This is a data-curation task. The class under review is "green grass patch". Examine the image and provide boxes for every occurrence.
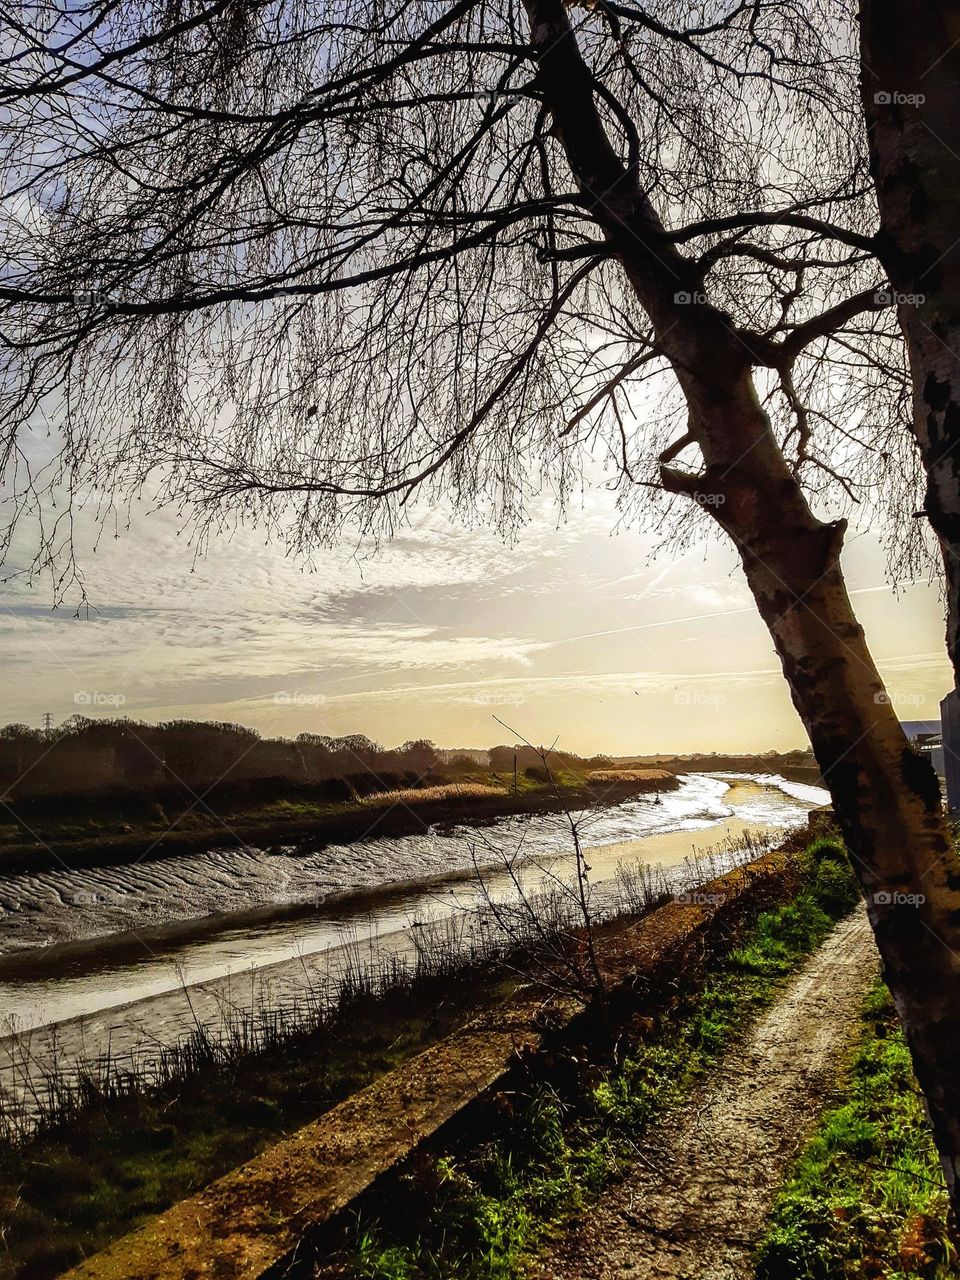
[334,847,859,1280]
[754,979,955,1279]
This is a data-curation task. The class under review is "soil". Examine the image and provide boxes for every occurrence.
[537,906,879,1280]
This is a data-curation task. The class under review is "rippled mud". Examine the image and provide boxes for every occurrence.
[0,773,824,957]
[0,773,827,1125]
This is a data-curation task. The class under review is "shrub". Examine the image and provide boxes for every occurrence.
[806,836,847,865]
[319,775,355,802]
[811,857,860,917]
[762,896,832,951]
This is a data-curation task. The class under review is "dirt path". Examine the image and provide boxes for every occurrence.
[539,906,879,1280]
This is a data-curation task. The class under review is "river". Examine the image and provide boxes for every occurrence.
[0,772,827,1125]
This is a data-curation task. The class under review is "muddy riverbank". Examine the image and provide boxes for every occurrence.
[0,774,676,875]
[0,785,827,1131]
[0,774,823,956]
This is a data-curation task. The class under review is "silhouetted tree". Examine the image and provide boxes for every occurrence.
[2,0,959,1205]
[398,738,440,775]
[859,4,960,693]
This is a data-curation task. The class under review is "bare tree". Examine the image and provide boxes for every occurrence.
[2,0,960,1207]
[858,3,960,688]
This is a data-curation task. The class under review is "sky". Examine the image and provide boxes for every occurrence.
[0,482,951,757]
[0,0,949,760]
[0,16,946,760]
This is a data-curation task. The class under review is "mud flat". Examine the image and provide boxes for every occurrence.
[0,774,820,957]
[0,774,827,1125]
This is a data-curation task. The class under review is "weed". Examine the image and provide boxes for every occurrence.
[805,835,848,865]
[755,980,954,1280]
[0,974,508,1280]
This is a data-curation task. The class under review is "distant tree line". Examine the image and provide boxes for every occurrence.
[0,719,625,803]
[486,744,614,780]
[0,718,445,801]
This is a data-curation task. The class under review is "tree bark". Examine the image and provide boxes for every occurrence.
[666,434,960,1214]
[860,1,960,688]
[526,0,960,1213]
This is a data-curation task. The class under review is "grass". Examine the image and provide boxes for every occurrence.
[754,978,955,1280]
[360,782,508,806]
[323,840,858,1280]
[0,971,513,1280]
[585,768,669,785]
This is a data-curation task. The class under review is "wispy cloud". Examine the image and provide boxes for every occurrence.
[1,489,950,753]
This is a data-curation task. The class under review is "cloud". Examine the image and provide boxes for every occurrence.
[1,476,951,753]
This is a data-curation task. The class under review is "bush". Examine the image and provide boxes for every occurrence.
[806,836,848,865]
[345,771,411,797]
[319,775,355,802]
[793,836,859,920]
[811,857,860,917]
[762,896,832,952]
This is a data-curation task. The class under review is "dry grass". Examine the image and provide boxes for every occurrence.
[361,782,508,806]
[586,768,671,785]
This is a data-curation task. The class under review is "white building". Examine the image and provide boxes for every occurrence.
[902,719,944,778]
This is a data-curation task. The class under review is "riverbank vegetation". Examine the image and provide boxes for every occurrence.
[0,967,506,1280]
[755,979,954,1279]
[0,718,629,807]
[0,852,679,1279]
[308,837,861,1280]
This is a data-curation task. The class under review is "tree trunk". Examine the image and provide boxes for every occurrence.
[860,1,960,688]
[663,408,960,1212]
[526,0,960,1214]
